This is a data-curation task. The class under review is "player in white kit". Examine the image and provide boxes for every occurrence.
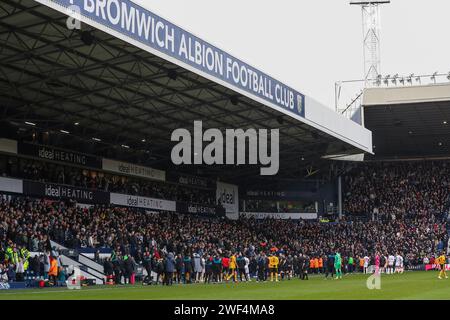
[395,253,404,274]
[363,255,370,274]
[387,254,395,274]
[244,256,251,281]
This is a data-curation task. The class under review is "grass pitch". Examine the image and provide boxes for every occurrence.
[0,271,449,300]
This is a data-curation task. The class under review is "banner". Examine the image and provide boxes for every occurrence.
[0,283,10,290]
[102,159,165,181]
[167,172,214,189]
[176,202,217,216]
[0,177,23,194]
[23,181,109,204]
[240,212,318,220]
[38,0,306,119]
[0,282,26,290]
[216,182,239,214]
[18,143,102,168]
[407,265,426,271]
[243,189,316,200]
[425,264,450,271]
[110,193,176,211]
[0,138,18,154]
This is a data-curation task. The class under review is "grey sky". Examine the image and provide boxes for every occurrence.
[133,0,450,109]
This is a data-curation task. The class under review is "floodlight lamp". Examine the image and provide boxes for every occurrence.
[431,72,438,83]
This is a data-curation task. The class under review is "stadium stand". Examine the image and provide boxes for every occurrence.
[0,0,449,295]
[343,160,450,219]
[0,159,448,285]
[0,153,216,205]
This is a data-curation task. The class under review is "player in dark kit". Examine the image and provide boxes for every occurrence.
[257,252,267,282]
[297,254,305,280]
[212,255,222,283]
[279,254,286,280]
[237,253,247,281]
[379,254,387,274]
[301,254,309,280]
[204,255,213,284]
[293,255,300,278]
[325,252,335,279]
[285,255,294,280]
[175,254,184,284]
[183,255,193,284]
[302,254,309,280]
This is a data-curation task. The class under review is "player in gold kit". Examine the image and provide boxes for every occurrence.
[268,253,280,282]
[437,252,448,280]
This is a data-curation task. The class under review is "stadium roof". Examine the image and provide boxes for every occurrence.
[0,0,372,185]
[363,83,450,159]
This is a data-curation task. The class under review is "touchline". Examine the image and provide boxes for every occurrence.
[171,121,279,176]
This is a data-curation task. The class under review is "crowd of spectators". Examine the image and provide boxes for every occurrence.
[0,192,447,283]
[343,161,450,219]
[0,154,215,205]
[0,160,449,284]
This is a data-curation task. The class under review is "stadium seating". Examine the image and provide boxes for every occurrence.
[0,154,215,205]
[0,160,448,285]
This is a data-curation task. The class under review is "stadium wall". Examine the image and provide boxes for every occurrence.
[240,212,318,220]
[0,137,339,217]
[0,177,220,216]
[363,83,450,106]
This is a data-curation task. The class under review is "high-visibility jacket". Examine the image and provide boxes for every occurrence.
[318,258,323,268]
[48,258,58,277]
[314,258,319,268]
[5,247,13,261]
[20,248,30,271]
[8,251,19,265]
[20,248,30,259]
